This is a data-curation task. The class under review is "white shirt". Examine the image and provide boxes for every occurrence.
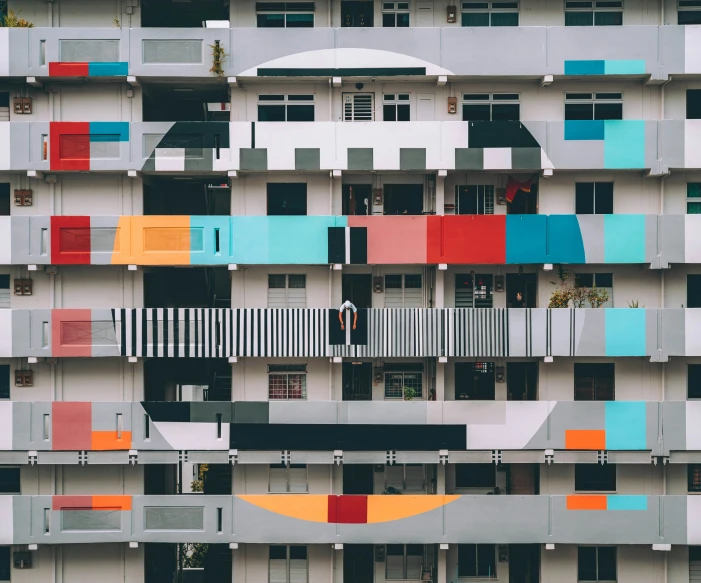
[338,300,357,313]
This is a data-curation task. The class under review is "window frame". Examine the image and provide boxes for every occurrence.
[565,92,623,121]
[382,93,411,122]
[565,1,623,26]
[384,364,424,400]
[574,464,617,493]
[457,543,498,578]
[574,362,615,401]
[385,463,427,492]
[256,2,315,28]
[678,0,701,24]
[688,183,701,214]
[577,546,617,582]
[462,92,520,121]
[269,545,308,583]
[688,364,701,399]
[573,272,613,308]
[268,364,308,400]
[575,182,614,215]
[343,92,375,122]
[258,94,315,122]
[456,184,495,215]
[0,546,8,583]
[461,1,519,26]
[267,274,307,308]
[0,466,20,494]
[455,463,496,489]
[385,544,425,580]
[689,463,701,493]
[688,274,701,308]
[384,274,423,308]
[268,463,308,494]
[382,1,411,27]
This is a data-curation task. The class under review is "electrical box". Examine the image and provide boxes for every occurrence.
[15,370,34,387]
[374,545,386,562]
[14,189,32,206]
[447,5,457,23]
[494,275,504,292]
[372,188,383,206]
[13,97,32,115]
[496,187,506,205]
[13,551,32,569]
[448,96,457,114]
[373,276,384,293]
[496,366,505,383]
[373,367,383,384]
[14,279,32,295]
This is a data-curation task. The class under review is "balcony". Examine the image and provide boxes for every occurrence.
[2,26,701,81]
[1,494,696,545]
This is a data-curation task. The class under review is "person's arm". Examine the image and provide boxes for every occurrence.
[338,310,344,330]
[353,311,358,330]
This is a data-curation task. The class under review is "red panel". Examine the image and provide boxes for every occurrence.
[52,309,93,357]
[348,216,427,264]
[51,216,91,264]
[52,495,93,510]
[50,122,90,171]
[333,495,368,524]
[327,495,337,523]
[48,62,89,77]
[52,402,92,451]
[426,215,506,264]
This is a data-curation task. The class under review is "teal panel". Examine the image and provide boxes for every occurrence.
[603,120,645,168]
[231,217,269,264]
[564,60,605,75]
[268,216,340,264]
[546,216,586,263]
[190,216,231,264]
[605,401,647,450]
[505,215,546,263]
[604,60,646,75]
[603,214,645,263]
[605,309,646,357]
[606,495,647,510]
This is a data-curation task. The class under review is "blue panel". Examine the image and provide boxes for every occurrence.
[605,309,646,357]
[231,217,269,264]
[603,120,645,168]
[268,216,340,264]
[605,401,647,450]
[606,495,647,511]
[505,215,546,263]
[546,215,586,263]
[564,120,605,141]
[89,122,129,142]
[604,60,646,75]
[190,216,232,264]
[564,60,605,75]
[88,62,128,76]
[603,214,645,263]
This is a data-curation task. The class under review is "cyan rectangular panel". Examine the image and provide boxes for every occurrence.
[564,60,605,75]
[604,214,645,263]
[605,309,646,357]
[604,120,645,168]
[547,215,586,263]
[505,215,546,263]
[604,60,646,75]
[89,122,129,142]
[606,495,648,511]
[268,216,339,264]
[231,217,269,264]
[190,216,231,264]
[605,401,647,450]
[88,62,128,76]
[564,120,605,141]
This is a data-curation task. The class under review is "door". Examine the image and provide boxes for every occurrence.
[506,273,536,308]
[344,545,375,583]
[416,1,434,26]
[455,273,494,308]
[507,362,538,401]
[417,94,435,121]
[508,544,540,583]
[343,184,372,215]
[343,362,373,401]
[341,1,374,27]
[342,274,372,309]
[343,464,374,494]
[508,464,537,495]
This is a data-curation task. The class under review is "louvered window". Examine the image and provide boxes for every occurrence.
[690,546,701,582]
[0,275,9,309]
[343,93,374,121]
[455,273,493,308]
[385,274,423,308]
[385,464,426,492]
[0,93,8,122]
[386,545,424,580]
[268,365,307,400]
[268,274,306,308]
[269,464,308,493]
[269,546,308,583]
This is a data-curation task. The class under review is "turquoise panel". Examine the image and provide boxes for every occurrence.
[546,215,586,263]
[564,60,605,75]
[89,122,129,142]
[603,214,645,263]
[564,120,604,141]
[231,217,269,264]
[190,216,231,264]
[605,401,647,450]
[606,495,647,511]
[88,62,128,76]
[604,60,646,75]
[605,309,646,357]
[603,120,645,168]
[505,215,546,263]
[268,216,340,264]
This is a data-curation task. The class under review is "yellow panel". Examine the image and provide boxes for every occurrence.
[129,216,191,265]
[110,216,131,264]
[238,495,329,523]
[366,495,460,524]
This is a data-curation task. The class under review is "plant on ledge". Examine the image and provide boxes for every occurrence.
[548,265,609,308]
[1,10,34,27]
[209,41,226,81]
[627,299,645,308]
[403,386,416,401]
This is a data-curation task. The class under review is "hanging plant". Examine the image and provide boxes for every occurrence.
[1,10,34,27]
[209,41,226,81]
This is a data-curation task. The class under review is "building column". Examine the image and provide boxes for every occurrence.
[435,174,445,215]
[435,360,445,402]
[434,268,445,308]
[333,547,344,583]
[436,462,446,494]
[437,546,447,583]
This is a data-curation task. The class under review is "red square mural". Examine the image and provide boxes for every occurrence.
[327,495,368,524]
[50,122,90,171]
[52,402,92,451]
[48,63,90,77]
[427,215,506,264]
[51,216,91,264]
[52,309,93,357]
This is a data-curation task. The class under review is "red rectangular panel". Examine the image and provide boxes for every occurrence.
[427,215,506,264]
[52,402,92,451]
[52,495,93,510]
[50,122,90,171]
[333,495,368,524]
[51,216,91,264]
[49,62,89,77]
[52,309,93,357]
[348,216,427,264]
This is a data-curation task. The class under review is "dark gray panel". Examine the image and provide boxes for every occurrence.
[511,147,541,170]
[347,148,373,171]
[455,148,483,170]
[240,149,267,171]
[233,401,269,424]
[144,506,204,531]
[295,148,321,171]
[399,148,426,171]
[189,402,233,423]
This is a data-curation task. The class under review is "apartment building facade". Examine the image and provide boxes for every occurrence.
[2,0,701,582]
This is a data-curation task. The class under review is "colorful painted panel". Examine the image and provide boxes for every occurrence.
[563,120,645,169]
[49,122,130,171]
[566,495,648,510]
[427,215,506,264]
[564,60,646,75]
[48,62,128,77]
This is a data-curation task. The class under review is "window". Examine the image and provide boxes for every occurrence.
[688,183,701,214]
[575,464,616,492]
[455,464,496,488]
[689,464,701,493]
[575,183,613,215]
[455,274,494,308]
[386,545,424,580]
[689,275,701,308]
[383,94,410,121]
[578,546,616,582]
[689,364,701,399]
[458,544,497,578]
[679,0,701,24]
[269,545,307,583]
[268,365,307,400]
[343,93,374,122]
[461,1,519,26]
[384,364,423,400]
[462,93,520,121]
[0,547,8,583]
[384,184,424,215]
[691,546,701,580]
[256,2,314,27]
[0,184,9,216]
[0,366,7,400]
[0,276,8,309]
[385,464,426,492]
[268,274,306,308]
[574,363,614,401]
[457,185,494,215]
[574,273,613,307]
[269,464,308,493]
[565,1,622,26]
[0,467,19,493]
[455,362,495,400]
[0,93,8,122]
[258,95,315,122]
[384,274,423,308]
[382,2,410,26]
[565,93,623,121]
[267,183,307,216]
[689,90,701,120]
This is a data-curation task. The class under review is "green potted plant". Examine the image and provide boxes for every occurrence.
[403,386,416,401]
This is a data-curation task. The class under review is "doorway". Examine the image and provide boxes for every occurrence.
[343,464,374,494]
[507,180,538,215]
[508,544,540,583]
[507,362,538,401]
[455,273,494,308]
[344,545,375,583]
[342,274,372,309]
[343,362,373,401]
[507,464,539,495]
[506,273,536,308]
[343,184,372,215]
[384,184,424,215]
[341,1,374,26]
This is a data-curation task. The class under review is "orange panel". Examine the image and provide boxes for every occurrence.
[366,495,460,524]
[91,430,132,451]
[110,216,131,264]
[238,495,329,523]
[565,429,606,450]
[91,495,132,511]
[566,495,607,510]
[348,216,427,264]
[128,216,191,265]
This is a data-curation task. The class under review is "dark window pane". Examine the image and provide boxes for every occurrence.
[269,545,287,559]
[457,185,479,215]
[286,13,314,26]
[689,364,701,399]
[463,104,491,121]
[597,547,617,580]
[382,13,396,26]
[0,364,7,401]
[595,273,613,288]
[458,544,477,577]
[574,363,614,401]
[455,464,495,488]
[577,547,598,581]
[267,183,307,216]
[575,273,594,287]
[404,275,422,289]
[462,12,490,26]
[689,464,701,492]
[688,274,701,308]
[688,89,701,120]
[595,182,614,214]
[257,13,285,27]
[692,546,701,561]
[0,547,8,582]
[0,93,7,108]
[594,102,623,120]
[256,2,286,11]
[397,13,410,26]
[0,183,9,216]
[565,11,593,25]
[575,183,595,214]
[492,103,520,121]
[0,467,19,493]
[387,544,404,556]
[565,103,594,120]
[287,104,314,122]
[679,11,701,24]
[594,10,622,25]
[289,546,307,560]
[258,104,286,122]
[384,104,397,122]
[397,104,410,121]
[491,12,518,26]
[385,275,402,289]
[476,544,496,577]
[574,464,616,491]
